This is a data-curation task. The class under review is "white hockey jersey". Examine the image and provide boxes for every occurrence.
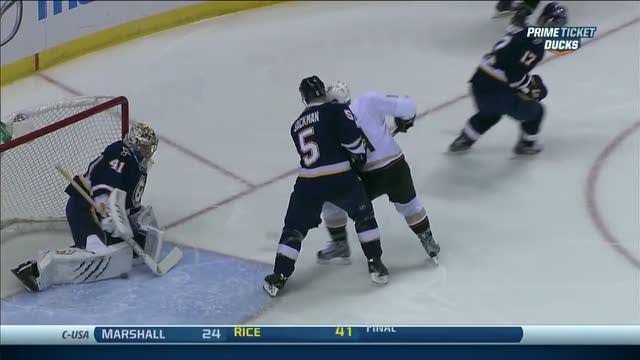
[349,92,417,172]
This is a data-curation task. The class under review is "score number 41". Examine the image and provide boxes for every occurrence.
[335,326,352,337]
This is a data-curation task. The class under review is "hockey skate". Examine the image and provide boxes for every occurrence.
[448,132,475,153]
[418,231,441,265]
[11,261,40,292]
[493,0,517,18]
[263,273,288,297]
[513,138,543,155]
[316,240,351,265]
[367,257,389,285]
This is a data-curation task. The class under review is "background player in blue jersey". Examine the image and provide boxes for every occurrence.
[449,2,567,155]
[11,123,162,292]
[264,76,388,297]
[495,0,541,26]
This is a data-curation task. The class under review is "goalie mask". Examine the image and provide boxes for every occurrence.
[125,122,158,169]
[326,81,351,105]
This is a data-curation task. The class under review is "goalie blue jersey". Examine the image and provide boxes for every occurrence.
[472,27,545,90]
[65,140,147,211]
[290,101,365,178]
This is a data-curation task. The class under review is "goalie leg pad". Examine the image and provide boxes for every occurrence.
[129,205,163,261]
[129,205,159,232]
[142,226,163,262]
[35,242,133,291]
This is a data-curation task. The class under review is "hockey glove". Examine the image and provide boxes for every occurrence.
[101,214,135,240]
[349,152,367,172]
[519,74,547,101]
[394,114,416,133]
[100,216,116,235]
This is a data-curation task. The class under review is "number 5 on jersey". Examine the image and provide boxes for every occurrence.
[298,127,320,166]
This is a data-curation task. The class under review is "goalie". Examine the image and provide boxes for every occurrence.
[10,123,164,292]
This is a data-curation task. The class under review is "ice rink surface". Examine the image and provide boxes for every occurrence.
[1,1,639,325]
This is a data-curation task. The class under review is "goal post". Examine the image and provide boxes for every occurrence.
[1,96,130,240]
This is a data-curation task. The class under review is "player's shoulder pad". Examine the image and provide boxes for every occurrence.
[509,28,533,44]
[323,101,349,114]
[324,101,349,110]
[357,91,385,102]
[103,140,134,160]
[325,102,356,122]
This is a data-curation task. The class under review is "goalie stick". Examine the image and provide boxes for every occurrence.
[55,164,182,276]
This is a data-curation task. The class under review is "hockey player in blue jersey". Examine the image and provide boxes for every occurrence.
[495,0,541,25]
[449,2,568,155]
[263,76,387,297]
[11,123,162,292]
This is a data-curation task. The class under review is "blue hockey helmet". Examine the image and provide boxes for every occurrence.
[537,2,568,27]
[299,75,326,104]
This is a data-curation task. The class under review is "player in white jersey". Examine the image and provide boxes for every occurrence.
[317,82,440,266]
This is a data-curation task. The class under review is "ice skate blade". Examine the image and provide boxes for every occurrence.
[317,257,351,265]
[263,282,279,297]
[371,273,389,285]
[492,10,514,18]
[429,256,439,266]
[446,148,471,155]
[510,152,541,160]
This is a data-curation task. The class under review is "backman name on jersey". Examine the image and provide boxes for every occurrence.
[293,111,320,132]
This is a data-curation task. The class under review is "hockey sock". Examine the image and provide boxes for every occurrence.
[520,117,543,138]
[274,229,304,277]
[410,217,432,238]
[327,226,348,242]
[468,113,501,136]
[393,198,432,237]
[360,239,383,260]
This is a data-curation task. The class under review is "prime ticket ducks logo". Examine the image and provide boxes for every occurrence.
[527,26,597,56]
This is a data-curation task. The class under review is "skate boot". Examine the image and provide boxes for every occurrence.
[367,257,389,285]
[510,2,534,28]
[418,230,440,264]
[448,132,475,153]
[495,0,515,15]
[263,273,288,297]
[494,0,518,18]
[317,240,351,265]
[513,138,543,155]
[11,261,40,292]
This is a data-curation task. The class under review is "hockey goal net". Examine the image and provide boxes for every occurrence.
[0,96,129,240]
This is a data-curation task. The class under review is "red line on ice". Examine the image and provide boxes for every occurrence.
[35,73,255,188]
[585,121,640,270]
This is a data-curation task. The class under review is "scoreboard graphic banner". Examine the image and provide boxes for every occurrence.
[2,325,639,345]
